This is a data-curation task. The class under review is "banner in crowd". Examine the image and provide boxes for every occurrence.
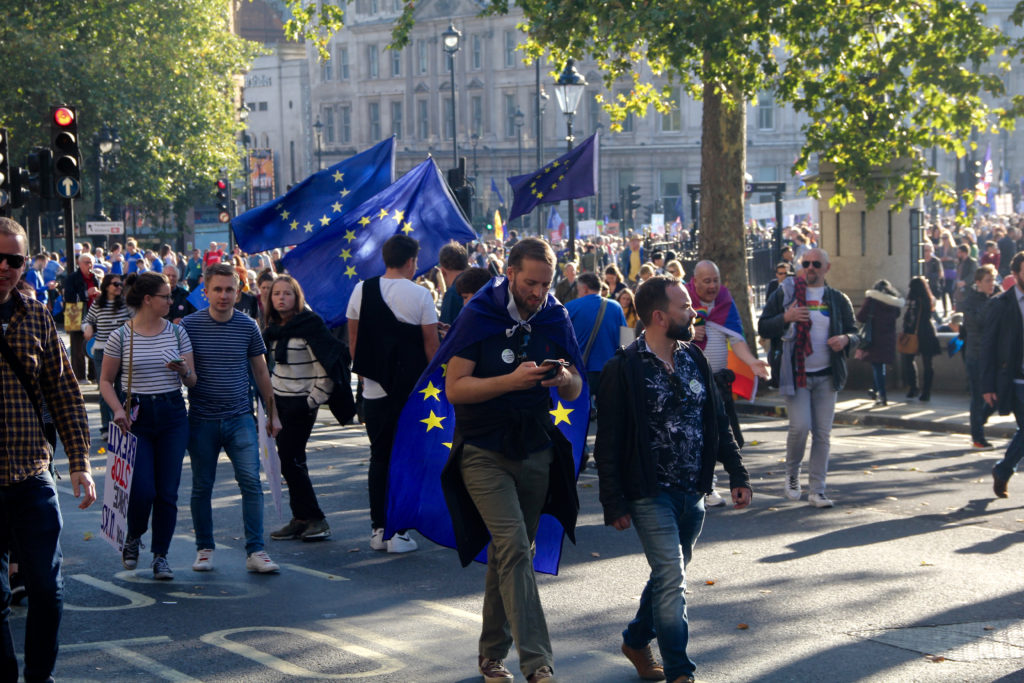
[257,400,283,520]
[100,425,138,552]
[507,133,598,221]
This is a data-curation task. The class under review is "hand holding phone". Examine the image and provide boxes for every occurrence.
[540,358,569,381]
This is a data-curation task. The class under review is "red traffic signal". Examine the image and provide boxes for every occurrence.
[216,179,227,191]
[53,107,75,127]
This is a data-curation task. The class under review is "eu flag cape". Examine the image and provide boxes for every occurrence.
[385,277,590,575]
[231,138,395,254]
[281,157,478,327]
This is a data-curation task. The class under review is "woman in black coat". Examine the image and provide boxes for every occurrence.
[856,280,905,405]
[901,276,941,401]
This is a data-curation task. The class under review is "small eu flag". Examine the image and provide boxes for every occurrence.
[186,283,209,311]
[490,177,506,207]
[506,133,598,222]
[282,157,479,327]
[231,138,395,254]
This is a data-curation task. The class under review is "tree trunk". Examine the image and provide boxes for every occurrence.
[699,78,756,348]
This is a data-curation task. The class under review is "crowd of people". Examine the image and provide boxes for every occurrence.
[3,209,1024,683]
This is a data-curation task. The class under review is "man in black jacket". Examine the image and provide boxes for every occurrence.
[982,251,1024,497]
[595,275,751,683]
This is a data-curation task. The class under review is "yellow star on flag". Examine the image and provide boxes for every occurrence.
[333,170,345,182]
[441,363,448,377]
[536,192,544,200]
[280,209,290,220]
[332,202,343,213]
[419,381,442,401]
[359,216,371,227]
[339,248,351,259]
[344,265,357,278]
[340,188,351,197]
[551,183,558,189]
[552,161,560,167]
[303,222,314,232]
[549,401,573,426]
[377,208,390,220]
[289,220,299,231]
[401,222,414,235]
[559,174,565,181]
[420,410,445,432]
[319,214,330,227]
[392,209,405,222]
[442,442,453,449]
[344,230,357,242]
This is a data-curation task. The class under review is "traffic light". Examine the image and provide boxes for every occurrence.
[0,129,9,211]
[576,205,585,218]
[627,184,641,211]
[9,167,29,209]
[609,202,619,220]
[50,106,81,199]
[27,147,53,199]
[216,178,231,223]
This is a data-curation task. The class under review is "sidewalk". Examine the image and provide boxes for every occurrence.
[739,385,1017,440]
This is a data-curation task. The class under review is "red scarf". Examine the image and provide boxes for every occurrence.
[793,276,812,388]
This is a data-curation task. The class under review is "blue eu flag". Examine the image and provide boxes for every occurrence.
[490,177,506,207]
[186,283,209,311]
[231,138,395,254]
[282,157,479,327]
[507,133,598,222]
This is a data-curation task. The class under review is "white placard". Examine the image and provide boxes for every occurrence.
[257,400,283,520]
[577,219,597,236]
[85,221,125,236]
[100,424,137,552]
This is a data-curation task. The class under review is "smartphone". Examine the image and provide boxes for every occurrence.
[170,357,184,364]
[540,359,569,381]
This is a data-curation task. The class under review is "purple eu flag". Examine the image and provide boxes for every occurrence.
[506,133,599,222]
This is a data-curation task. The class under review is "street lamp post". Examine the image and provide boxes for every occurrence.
[313,117,324,171]
[442,22,462,169]
[553,59,587,261]
[535,69,548,236]
[237,103,252,212]
[91,124,121,222]
[514,107,525,230]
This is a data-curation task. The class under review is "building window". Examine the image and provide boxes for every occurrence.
[471,34,482,70]
[258,102,268,112]
[391,101,403,140]
[340,105,351,143]
[391,48,401,77]
[370,0,378,12]
[417,99,429,139]
[504,31,517,67]
[392,0,400,10]
[321,58,332,81]
[471,95,483,136]
[443,98,453,140]
[338,46,349,80]
[369,102,381,140]
[417,40,427,74]
[504,94,517,138]
[616,89,633,132]
[661,87,681,132]
[368,45,379,79]
[325,108,335,143]
[757,92,774,130]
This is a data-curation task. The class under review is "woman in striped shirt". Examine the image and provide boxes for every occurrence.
[83,272,132,434]
[100,272,197,580]
[262,275,334,542]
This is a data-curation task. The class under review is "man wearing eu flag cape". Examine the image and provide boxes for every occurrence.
[388,238,585,683]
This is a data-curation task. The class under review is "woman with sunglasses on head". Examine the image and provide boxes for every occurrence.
[83,273,133,435]
[100,272,197,580]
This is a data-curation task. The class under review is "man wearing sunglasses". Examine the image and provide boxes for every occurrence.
[758,248,859,508]
[0,218,96,682]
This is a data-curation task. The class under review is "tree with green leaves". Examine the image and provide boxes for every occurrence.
[0,0,258,233]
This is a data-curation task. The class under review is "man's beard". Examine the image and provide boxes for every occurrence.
[667,319,694,341]
[511,286,541,316]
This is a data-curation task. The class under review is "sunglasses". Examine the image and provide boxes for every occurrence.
[801,260,823,269]
[111,282,123,287]
[0,253,26,268]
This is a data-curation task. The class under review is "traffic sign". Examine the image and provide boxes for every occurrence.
[56,176,80,198]
[85,221,125,236]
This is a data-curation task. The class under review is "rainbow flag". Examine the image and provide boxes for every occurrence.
[494,209,504,242]
[687,282,758,400]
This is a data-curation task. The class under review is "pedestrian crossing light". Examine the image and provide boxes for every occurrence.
[216,178,231,223]
[50,105,81,198]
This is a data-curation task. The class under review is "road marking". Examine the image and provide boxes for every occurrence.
[279,563,349,581]
[324,619,472,668]
[101,645,203,682]
[61,636,172,651]
[201,626,402,678]
[64,574,155,611]
[412,599,482,623]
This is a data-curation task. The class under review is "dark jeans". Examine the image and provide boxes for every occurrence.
[274,395,325,521]
[871,362,887,400]
[966,356,994,443]
[902,352,933,397]
[363,396,403,530]
[128,392,189,556]
[994,384,1024,480]
[0,471,64,682]
[69,330,87,381]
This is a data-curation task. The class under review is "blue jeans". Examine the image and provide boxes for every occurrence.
[871,362,886,400]
[624,489,706,681]
[965,356,994,443]
[994,383,1024,480]
[188,415,264,554]
[0,471,64,682]
[128,392,188,556]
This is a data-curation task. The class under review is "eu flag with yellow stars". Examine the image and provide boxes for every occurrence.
[186,283,209,311]
[384,277,590,575]
[506,132,598,222]
[231,137,395,254]
[281,156,478,327]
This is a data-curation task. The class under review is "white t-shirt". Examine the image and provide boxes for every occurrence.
[802,286,831,372]
[346,277,438,399]
[700,300,730,373]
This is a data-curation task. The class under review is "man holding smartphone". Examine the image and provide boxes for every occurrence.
[444,237,583,683]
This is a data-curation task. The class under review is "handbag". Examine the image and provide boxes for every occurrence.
[896,332,919,355]
[64,301,83,332]
[857,317,873,351]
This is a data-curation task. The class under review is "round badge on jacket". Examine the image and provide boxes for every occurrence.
[501,348,515,364]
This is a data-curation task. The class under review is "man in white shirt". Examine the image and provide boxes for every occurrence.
[347,235,439,553]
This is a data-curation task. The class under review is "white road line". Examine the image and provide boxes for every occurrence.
[64,574,155,611]
[100,645,204,682]
[61,636,172,651]
[412,599,483,623]
[279,563,349,581]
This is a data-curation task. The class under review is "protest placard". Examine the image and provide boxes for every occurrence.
[257,400,284,521]
[100,424,137,552]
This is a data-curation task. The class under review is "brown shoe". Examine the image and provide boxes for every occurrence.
[527,665,555,682]
[621,642,666,681]
[478,655,513,682]
[993,471,1010,498]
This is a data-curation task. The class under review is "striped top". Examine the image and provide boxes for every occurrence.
[268,337,334,408]
[83,300,133,351]
[105,320,192,395]
[181,309,266,419]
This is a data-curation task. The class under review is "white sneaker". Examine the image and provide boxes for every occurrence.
[370,528,387,551]
[387,531,418,554]
[785,476,802,501]
[808,492,834,508]
[705,489,726,507]
[191,548,214,572]
[246,550,281,573]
